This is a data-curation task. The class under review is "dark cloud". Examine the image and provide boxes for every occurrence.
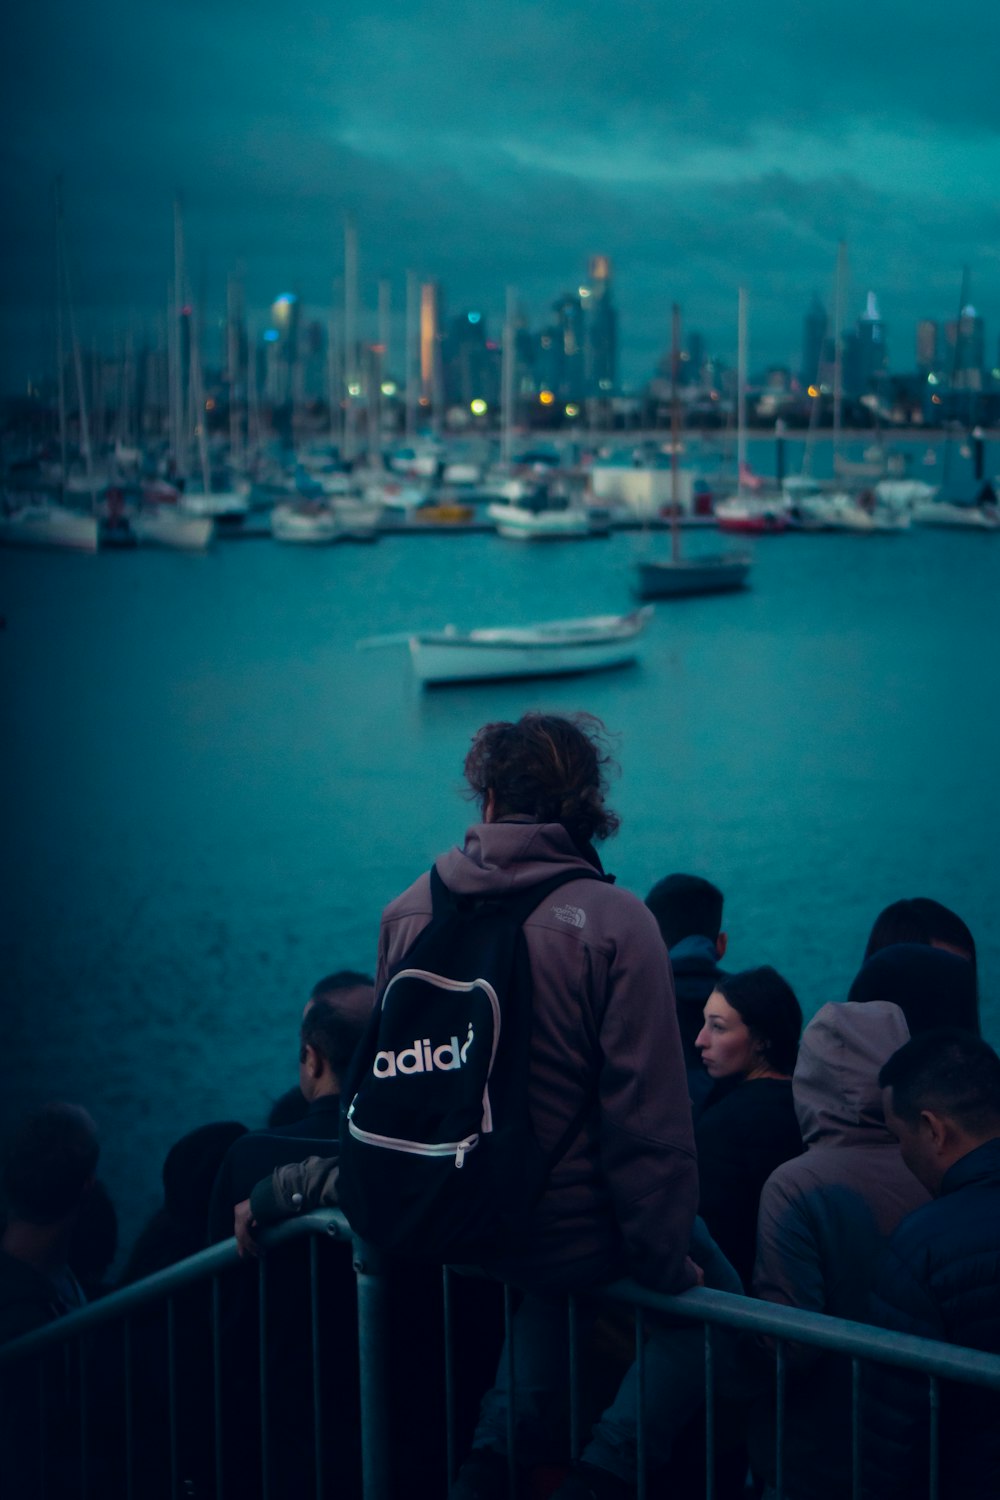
[3,0,999,387]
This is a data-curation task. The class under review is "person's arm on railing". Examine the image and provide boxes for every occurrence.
[233,1155,341,1255]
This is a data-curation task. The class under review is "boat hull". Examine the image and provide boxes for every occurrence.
[636,555,751,599]
[912,504,999,530]
[409,610,652,686]
[0,504,99,552]
[132,510,214,551]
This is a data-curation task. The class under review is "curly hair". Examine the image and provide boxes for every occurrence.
[463,712,620,844]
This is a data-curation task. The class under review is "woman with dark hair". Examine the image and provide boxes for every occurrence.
[863,896,976,969]
[694,967,804,1288]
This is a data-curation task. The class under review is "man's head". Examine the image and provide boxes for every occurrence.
[299,971,375,1101]
[880,1029,1000,1195]
[645,873,726,958]
[463,712,620,848]
[2,1104,99,1227]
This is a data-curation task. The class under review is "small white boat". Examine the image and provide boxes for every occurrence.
[0,500,98,552]
[131,507,214,551]
[271,502,342,544]
[179,489,249,522]
[409,607,653,686]
[487,500,595,541]
[794,492,909,533]
[912,502,999,530]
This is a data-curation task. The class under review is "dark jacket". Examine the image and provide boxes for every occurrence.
[863,1137,1000,1500]
[256,820,698,1294]
[209,1095,341,1242]
[668,934,725,1118]
[752,1002,929,1499]
[695,1076,802,1290]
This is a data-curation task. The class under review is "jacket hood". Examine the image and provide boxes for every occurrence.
[793,1001,910,1147]
[436,818,607,897]
[669,935,720,971]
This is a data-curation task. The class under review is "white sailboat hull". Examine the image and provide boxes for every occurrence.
[410,609,652,685]
[912,503,999,530]
[131,509,214,551]
[487,502,594,540]
[0,503,98,552]
[179,491,249,520]
[271,504,342,544]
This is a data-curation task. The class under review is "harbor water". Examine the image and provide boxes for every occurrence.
[2,516,999,1243]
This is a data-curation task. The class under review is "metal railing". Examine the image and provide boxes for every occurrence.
[2,1208,999,1500]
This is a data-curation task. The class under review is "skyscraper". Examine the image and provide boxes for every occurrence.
[581,255,617,398]
[916,320,938,372]
[945,306,984,390]
[854,291,888,394]
[801,294,827,386]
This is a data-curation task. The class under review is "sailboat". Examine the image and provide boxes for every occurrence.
[2,181,99,553]
[636,304,751,597]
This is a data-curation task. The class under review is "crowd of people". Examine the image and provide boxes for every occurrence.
[1,711,998,1500]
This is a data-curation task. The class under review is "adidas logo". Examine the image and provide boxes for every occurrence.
[373,1024,475,1079]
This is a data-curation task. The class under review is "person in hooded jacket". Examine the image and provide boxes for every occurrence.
[750,1001,930,1500]
[247,713,702,1500]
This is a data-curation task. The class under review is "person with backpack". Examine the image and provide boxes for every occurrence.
[245,712,701,1500]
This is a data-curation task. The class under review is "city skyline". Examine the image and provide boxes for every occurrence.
[4,1,1000,393]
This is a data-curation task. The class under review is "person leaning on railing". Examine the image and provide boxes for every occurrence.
[863,1029,1000,1500]
[239,712,707,1500]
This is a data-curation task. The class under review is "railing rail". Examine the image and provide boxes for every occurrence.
[2,1206,998,1500]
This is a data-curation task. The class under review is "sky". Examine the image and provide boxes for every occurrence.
[3,0,1000,392]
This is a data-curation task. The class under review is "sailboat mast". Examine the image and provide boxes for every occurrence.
[54,183,68,495]
[227,271,243,473]
[56,180,97,508]
[501,286,517,470]
[343,218,359,462]
[404,269,418,444]
[941,265,971,494]
[736,286,748,501]
[832,241,847,462]
[670,303,681,563]
[171,198,188,480]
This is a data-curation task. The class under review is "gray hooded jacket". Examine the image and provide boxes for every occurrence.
[750,1001,930,1498]
[255,819,698,1294]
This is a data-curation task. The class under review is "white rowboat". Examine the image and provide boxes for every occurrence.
[409,608,654,686]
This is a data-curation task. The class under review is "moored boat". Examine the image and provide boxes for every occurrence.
[131,507,214,550]
[408,607,653,686]
[487,496,598,541]
[270,502,342,544]
[912,501,1000,531]
[636,552,751,600]
[0,500,99,553]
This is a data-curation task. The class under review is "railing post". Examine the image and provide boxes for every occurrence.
[443,1267,457,1485]
[704,1324,716,1500]
[635,1307,646,1500]
[353,1237,392,1500]
[309,1237,325,1500]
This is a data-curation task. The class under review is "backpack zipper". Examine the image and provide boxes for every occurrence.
[347,1105,480,1168]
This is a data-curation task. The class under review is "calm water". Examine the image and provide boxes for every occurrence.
[2,516,999,1243]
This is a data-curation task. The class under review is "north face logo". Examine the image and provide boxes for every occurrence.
[373,1024,475,1079]
[552,904,586,929]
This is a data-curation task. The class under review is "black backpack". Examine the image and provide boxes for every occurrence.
[337,864,608,1261]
